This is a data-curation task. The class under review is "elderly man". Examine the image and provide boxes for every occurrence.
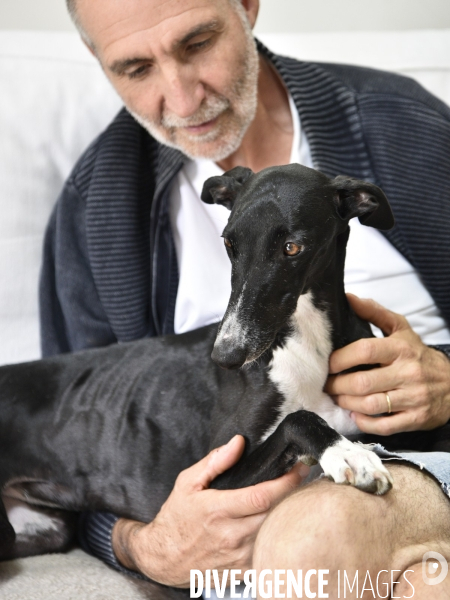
[40,0,450,595]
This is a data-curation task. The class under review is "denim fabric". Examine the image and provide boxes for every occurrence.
[371,445,450,498]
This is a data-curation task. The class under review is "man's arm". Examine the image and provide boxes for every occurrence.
[40,182,138,576]
[39,181,116,358]
[326,294,450,434]
[39,206,72,356]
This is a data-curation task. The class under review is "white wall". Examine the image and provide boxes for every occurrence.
[256,0,450,33]
[0,0,75,32]
[0,0,449,33]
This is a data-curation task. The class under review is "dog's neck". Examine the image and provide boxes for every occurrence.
[308,226,373,352]
[270,226,372,359]
[263,225,368,437]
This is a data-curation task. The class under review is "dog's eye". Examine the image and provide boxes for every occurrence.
[284,242,304,256]
[224,238,232,249]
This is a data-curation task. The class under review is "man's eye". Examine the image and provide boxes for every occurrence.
[187,37,212,53]
[127,65,151,79]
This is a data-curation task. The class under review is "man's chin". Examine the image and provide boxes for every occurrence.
[154,129,243,162]
[171,134,241,162]
[128,108,245,162]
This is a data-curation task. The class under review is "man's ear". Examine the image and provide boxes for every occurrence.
[201,166,253,211]
[331,175,395,230]
[238,0,260,29]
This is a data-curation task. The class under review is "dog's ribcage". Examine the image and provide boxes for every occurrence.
[263,292,359,440]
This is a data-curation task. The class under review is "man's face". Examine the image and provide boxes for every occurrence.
[77,0,259,161]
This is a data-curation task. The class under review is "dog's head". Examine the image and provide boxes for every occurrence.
[201,163,394,369]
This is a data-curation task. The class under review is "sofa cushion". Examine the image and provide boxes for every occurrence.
[0,32,122,364]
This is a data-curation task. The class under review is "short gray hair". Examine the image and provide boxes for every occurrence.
[66,0,94,48]
[66,0,247,50]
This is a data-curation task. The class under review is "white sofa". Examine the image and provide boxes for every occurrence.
[0,28,449,599]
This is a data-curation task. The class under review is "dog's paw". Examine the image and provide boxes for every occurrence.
[319,438,393,495]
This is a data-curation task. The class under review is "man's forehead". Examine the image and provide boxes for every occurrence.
[77,0,230,55]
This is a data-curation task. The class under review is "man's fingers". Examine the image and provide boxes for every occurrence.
[347,294,407,336]
[326,364,402,397]
[351,410,416,436]
[335,388,423,415]
[179,435,246,491]
[328,337,402,375]
[220,465,306,518]
[335,391,399,415]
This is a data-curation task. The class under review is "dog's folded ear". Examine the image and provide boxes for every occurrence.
[331,176,395,230]
[201,166,253,210]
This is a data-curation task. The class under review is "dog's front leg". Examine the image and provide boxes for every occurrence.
[211,410,393,495]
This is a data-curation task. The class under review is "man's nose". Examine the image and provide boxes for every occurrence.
[161,64,205,119]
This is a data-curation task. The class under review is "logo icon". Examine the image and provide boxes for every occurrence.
[422,551,448,586]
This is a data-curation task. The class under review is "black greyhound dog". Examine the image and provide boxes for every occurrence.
[1,164,449,597]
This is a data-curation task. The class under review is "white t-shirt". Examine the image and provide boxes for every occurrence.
[169,95,450,344]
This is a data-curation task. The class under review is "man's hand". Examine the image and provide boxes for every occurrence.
[325,294,450,435]
[112,435,308,587]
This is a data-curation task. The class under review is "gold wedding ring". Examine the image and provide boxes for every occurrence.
[385,393,392,414]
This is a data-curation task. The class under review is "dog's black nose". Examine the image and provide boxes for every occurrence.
[211,344,247,370]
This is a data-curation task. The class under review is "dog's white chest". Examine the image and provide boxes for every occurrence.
[264,293,359,439]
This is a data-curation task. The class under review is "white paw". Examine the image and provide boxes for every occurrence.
[320,438,393,495]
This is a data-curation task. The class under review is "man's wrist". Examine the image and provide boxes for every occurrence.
[112,518,147,573]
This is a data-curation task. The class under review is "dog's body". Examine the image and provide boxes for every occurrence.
[2,165,450,594]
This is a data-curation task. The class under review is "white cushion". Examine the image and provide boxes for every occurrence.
[0,32,122,364]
